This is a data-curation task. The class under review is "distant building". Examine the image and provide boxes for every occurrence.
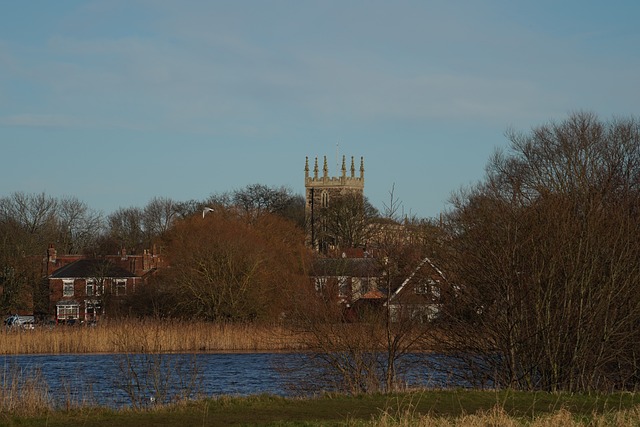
[44,244,164,323]
[386,256,449,323]
[310,252,382,305]
[305,155,365,252]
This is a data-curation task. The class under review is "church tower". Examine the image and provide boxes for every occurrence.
[305,155,365,252]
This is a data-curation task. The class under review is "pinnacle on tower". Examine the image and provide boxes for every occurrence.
[304,154,366,252]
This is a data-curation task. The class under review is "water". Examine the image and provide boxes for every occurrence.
[0,353,456,408]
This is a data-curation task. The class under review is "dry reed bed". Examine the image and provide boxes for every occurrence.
[0,365,51,415]
[367,405,640,426]
[0,321,309,354]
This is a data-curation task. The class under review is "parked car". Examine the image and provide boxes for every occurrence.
[4,314,35,330]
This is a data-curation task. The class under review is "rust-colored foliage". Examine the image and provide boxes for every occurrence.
[158,208,310,322]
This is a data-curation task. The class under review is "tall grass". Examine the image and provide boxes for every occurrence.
[364,405,640,426]
[0,320,308,354]
[0,364,51,415]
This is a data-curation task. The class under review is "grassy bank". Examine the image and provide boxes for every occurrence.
[2,390,640,426]
[0,320,308,354]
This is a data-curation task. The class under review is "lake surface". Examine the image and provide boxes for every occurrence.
[0,353,456,408]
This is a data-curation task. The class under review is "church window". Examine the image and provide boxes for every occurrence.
[321,191,329,208]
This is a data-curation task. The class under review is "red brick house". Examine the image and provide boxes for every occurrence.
[49,259,136,323]
[44,244,164,323]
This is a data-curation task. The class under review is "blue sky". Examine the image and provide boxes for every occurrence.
[1,1,639,219]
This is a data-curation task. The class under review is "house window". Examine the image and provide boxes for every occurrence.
[114,279,126,296]
[337,276,348,298]
[432,285,441,299]
[63,280,74,297]
[85,300,102,321]
[415,279,439,296]
[315,277,327,292]
[414,282,429,295]
[57,303,79,321]
[86,280,105,297]
[368,277,378,292]
[86,279,94,296]
[351,277,362,299]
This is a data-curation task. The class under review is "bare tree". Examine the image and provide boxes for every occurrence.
[232,184,294,216]
[142,197,180,240]
[439,112,640,392]
[374,187,445,392]
[56,196,103,254]
[172,199,203,219]
[106,207,145,254]
[317,193,378,251]
[0,192,58,252]
[0,193,61,313]
[291,187,441,394]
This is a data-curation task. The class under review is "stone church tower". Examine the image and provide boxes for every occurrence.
[305,155,364,251]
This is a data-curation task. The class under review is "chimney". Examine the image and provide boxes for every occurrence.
[47,244,57,263]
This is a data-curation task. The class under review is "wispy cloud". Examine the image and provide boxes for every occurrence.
[0,114,85,128]
[3,4,639,132]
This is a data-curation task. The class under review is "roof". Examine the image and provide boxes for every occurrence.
[49,259,136,279]
[360,290,385,299]
[390,256,447,301]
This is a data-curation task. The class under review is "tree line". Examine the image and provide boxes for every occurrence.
[436,112,640,392]
[2,112,640,395]
[0,185,305,315]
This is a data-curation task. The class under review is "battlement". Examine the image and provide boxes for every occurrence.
[304,155,364,189]
[304,155,365,252]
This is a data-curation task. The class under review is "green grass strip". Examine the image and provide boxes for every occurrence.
[2,390,640,427]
